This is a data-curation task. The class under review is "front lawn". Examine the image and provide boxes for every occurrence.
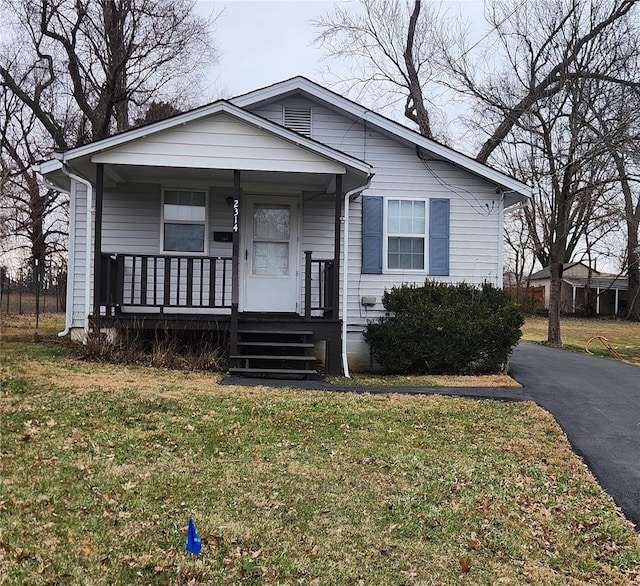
[522,316,640,364]
[1,315,639,584]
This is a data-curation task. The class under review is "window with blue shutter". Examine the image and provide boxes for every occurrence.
[387,199,425,269]
[429,198,450,276]
[362,196,383,274]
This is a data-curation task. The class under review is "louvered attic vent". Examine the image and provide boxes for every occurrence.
[283,105,312,137]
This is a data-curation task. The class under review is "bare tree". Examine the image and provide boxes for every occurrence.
[317,0,640,343]
[586,86,640,320]
[0,0,218,314]
[0,0,218,148]
[440,0,639,164]
[451,0,639,341]
[315,0,443,139]
[0,91,67,273]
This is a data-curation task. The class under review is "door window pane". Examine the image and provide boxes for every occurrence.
[254,205,290,240]
[252,241,289,276]
[252,204,290,276]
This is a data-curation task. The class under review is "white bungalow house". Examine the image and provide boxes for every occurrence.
[38,77,530,376]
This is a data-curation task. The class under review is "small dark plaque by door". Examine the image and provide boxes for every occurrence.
[213,231,233,242]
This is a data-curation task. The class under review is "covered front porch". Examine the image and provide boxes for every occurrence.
[42,101,372,375]
[89,164,357,375]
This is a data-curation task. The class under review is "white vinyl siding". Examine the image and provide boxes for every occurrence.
[102,184,160,254]
[70,181,90,329]
[249,96,503,328]
[91,112,345,174]
[66,93,504,334]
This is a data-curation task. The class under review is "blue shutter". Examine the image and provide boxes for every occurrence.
[362,196,383,274]
[429,199,450,276]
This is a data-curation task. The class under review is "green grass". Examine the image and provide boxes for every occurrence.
[1,315,640,584]
[522,316,640,364]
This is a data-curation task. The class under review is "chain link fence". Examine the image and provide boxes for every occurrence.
[0,264,66,317]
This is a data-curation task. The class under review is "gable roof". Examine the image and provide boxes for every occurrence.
[530,262,598,280]
[38,99,373,187]
[39,76,531,206]
[231,76,532,205]
[563,275,627,290]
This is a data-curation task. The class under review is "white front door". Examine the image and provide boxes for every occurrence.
[243,196,299,312]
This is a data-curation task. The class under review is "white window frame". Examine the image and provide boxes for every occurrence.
[383,197,428,273]
[160,188,209,255]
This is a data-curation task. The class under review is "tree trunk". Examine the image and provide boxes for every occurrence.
[627,214,640,321]
[547,257,563,346]
[103,0,130,132]
[26,174,46,269]
[403,1,433,138]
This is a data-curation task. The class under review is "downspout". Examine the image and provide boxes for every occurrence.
[341,175,373,378]
[60,162,93,335]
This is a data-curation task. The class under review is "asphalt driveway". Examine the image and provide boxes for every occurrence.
[508,342,640,529]
[223,342,640,529]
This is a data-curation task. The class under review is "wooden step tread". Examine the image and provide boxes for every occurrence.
[230,355,316,361]
[237,342,314,348]
[238,329,313,336]
[228,368,318,375]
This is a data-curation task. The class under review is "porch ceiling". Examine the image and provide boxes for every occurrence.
[103,164,356,192]
[45,156,367,193]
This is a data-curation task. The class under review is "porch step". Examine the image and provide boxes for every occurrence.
[228,368,318,376]
[238,330,313,336]
[237,342,314,348]
[230,327,318,379]
[230,355,316,362]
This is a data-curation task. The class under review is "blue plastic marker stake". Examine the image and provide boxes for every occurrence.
[185,518,202,555]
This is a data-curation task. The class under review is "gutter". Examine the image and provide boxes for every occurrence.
[341,174,373,378]
[503,188,534,212]
[58,160,93,335]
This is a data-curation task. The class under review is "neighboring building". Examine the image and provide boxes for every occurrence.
[530,262,628,316]
[38,77,530,376]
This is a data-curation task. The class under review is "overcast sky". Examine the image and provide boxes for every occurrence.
[202,1,343,98]
[197,0,486,117]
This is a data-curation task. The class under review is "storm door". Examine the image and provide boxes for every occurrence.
[243,196,299,312]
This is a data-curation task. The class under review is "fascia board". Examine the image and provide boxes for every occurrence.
[35,159,63,175]
[233,77,531,199]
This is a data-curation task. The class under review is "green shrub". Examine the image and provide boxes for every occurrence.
[364,281,524,374]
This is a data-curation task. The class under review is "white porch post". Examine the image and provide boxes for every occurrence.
[572,286,577,313]
[596,287,600,315]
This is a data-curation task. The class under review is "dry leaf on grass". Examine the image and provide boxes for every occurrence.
[459,557,472,573]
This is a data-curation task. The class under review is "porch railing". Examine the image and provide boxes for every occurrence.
[99,253,233,312]
[304,251,334,318]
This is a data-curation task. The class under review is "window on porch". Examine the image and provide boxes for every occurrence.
[162,189,207,253]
